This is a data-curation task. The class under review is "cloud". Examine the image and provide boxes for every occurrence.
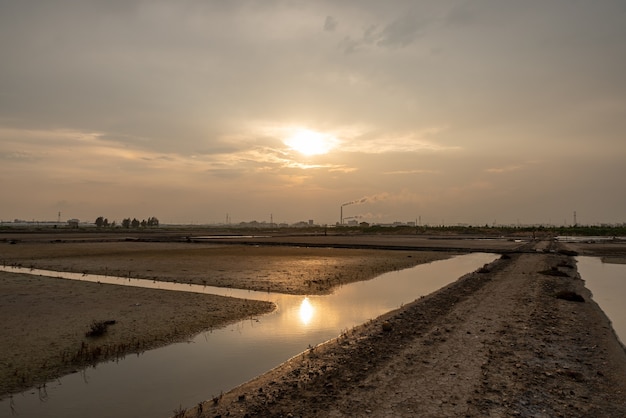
[0,151,39,162]
[377,13,427,48]
[484,161,541,174]
[324,15,337,32]
[485,165,524,174]
[339,128,457,154]
[1,1,625,224]
[337,6,438,54]
[383,169,438,175]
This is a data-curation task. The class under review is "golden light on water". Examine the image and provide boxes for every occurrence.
[299,297,315,325]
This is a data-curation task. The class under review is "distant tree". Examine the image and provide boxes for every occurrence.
[103,218,109,227]
[147,216,159,227]
[140,219,147,228]
[95,216,105,228]
[131,218,140,228]
[122,218,131,229]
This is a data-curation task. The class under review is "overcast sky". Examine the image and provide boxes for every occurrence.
[1,1,625,226]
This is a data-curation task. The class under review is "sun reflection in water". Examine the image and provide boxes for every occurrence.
[299,297,315,325]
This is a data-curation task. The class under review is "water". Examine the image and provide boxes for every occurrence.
[1,253,497,418]
[576,256,626,345]
[556,236,626,243]
[0,265,284,302]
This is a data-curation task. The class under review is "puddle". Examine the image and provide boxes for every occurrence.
[576,256,626,345]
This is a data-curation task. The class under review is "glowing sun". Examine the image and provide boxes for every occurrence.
[284,129,338,156]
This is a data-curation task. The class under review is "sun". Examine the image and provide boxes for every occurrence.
[284,128,338,156]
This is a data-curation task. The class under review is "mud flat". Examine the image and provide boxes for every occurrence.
[188,243,626,418]
[0,271,275,398]
[0,238,450,399]
[0,240,452,295]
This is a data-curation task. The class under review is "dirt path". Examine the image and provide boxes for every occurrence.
[191,246,626,417]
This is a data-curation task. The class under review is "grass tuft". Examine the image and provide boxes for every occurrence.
[85,320,116,338]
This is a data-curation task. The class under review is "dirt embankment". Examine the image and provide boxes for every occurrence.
[188,247,626,418]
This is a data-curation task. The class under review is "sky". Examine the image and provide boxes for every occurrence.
[1,1,625,226]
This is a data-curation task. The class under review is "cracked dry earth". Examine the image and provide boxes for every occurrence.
[187,249,626,418]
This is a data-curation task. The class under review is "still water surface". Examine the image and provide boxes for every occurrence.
[1,254,498,418]
[576,256,626,345]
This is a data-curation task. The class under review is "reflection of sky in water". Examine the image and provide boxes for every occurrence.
[576,257,626,345]
[0,253,498,418]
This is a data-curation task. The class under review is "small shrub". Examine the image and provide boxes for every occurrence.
[172,405,186,418]
[85,320,116,338]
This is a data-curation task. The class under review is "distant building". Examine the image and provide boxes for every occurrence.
[292,221,311,228]
[67,219,80,228]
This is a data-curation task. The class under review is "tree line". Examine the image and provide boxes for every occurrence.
[95,216,159,228]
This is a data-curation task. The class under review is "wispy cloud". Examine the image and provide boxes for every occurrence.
[485,165,524,174]
[340,131,457,154]
[485,161,540,174]
[383,169,439,175]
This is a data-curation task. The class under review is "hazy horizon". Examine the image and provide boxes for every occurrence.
[2,1,625,226]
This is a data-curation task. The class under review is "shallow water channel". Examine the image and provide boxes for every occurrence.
[2,253,498,417]
[576,256,626,346]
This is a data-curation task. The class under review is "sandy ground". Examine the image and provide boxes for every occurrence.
[2,233,626,417]
[0,238,449,399]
